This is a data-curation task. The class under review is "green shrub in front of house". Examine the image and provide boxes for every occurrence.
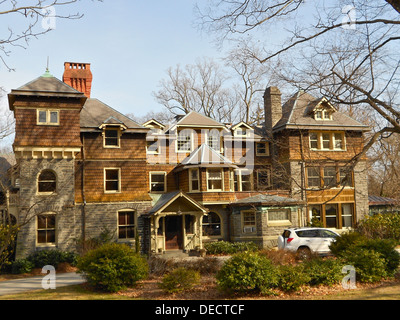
[159,267,200,294]
[11,258,34,274]
[204,241,259,255]
[216,251,279,295]
[27,249,78,269]
[357,213,400,242]
[277,264,311,292]
[77,243,148,293]
[302,257,344,286]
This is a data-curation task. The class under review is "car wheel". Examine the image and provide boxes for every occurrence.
[297,247,311,260]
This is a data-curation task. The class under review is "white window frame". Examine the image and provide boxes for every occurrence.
[267,209,291,226]
[309,131,346,151]
[207,130,221,152]
[104,168,121,194]
[149,171,167,193]
[234,169,253,192]
[103,128,121,149]
[256,142,269,156]
[176,130,193,153]
[314,109,332,121]
[37,109,60,126]
[146,138,160,154]
[206,168,224,192]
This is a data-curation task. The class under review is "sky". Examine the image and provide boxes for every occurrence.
[0,1,225,118]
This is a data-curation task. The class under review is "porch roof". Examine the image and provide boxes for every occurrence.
[230,193,304,207]
[145,191,208,216]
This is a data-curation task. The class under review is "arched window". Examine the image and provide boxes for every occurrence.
[202,212,221,237]
[38,170,57,193]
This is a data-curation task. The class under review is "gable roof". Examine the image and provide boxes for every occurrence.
[231,121,254,131]
[80,98,147,132]
[142,119,165,130]
[145,191,208,216]
[174,111,226,128]
[176,144,237,171]
[273,91,370,132]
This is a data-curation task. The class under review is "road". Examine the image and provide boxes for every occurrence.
[0,272,85,297]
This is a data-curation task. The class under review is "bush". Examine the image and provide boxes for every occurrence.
[278,264,310,292]
[357,213,400,241]
[339,247,388,283]
[329,231,367,256]
[303,257,343,286]
[204,241,259,255]
[11,259,34,274]
[216,251,279,295]
[27,249,77,269]
[77,243,148,292]
[159,268,200,294]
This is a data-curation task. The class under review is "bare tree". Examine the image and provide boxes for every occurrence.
[0,0,103,70]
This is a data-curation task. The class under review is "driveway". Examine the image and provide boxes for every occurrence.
[0,272,86,297]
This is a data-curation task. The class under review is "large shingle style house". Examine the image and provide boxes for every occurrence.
[1,62,370,258]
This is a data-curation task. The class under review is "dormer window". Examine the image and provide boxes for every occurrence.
[37,109,59,125]
[314,109,332,121]
[104,128,120,148]
[236,128,247,136]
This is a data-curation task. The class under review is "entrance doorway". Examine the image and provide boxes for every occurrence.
[165,216,183,250]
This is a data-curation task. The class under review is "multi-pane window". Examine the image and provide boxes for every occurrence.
[256,142,269,156]
[177,130,192,152]
[37,109,59,125]
[309,205,322,223]
[234,170,252,191]
[189,169,200,192]
[104,169,120,193]
[207,169,223,191]
[242,211,256,233]
[118,211,135,239]
[257,169,270,190]
[207,130,220,152]
[325,204,338,228]
[150,172,166,192]
[38,170,57,194]
[309,132,345,151]
[339,167,353,187]
[104,129,119,147]
[323,167,337,188]
[268,209,290,222]
[202,212,221,236]
[37,214,56,244]
[342,204,354,228]
[314,109,332,120]
[307,167,321,188]
[308,166,353,188]
[308,203,353,229]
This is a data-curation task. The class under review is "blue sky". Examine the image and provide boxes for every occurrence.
[0,1,224,118]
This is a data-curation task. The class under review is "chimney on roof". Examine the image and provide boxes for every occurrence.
[63,62,93,98]
[264,86,282,136]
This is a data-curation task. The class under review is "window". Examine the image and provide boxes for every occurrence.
[235,128,247,136]
[268,209,290,222]
[202,212,221,236]
[207,130,220,152]
[189,169,200,192]
[150,172,166,192]
[339,167,353,187]
[242,211,256,234]
[325,204,338,228]
[314,109,332,121]
[104,129,120,147]
[38,170,57,194]
[309,133,319,149]
[307,167,320,188]
[256,142,269,156]
[323,167,337,188]
[257,169,270,190]
[118,211,136,239]
[37,109,59,125]
[104,168,121,193]
[207,169,223,191]
[185,215,195,234]
[342,204,354,228]
[37,214,56,244]
[177,130,192,152]
[146,139,159,154]
[234,169,252,191]
[309,205,322,222]
[309,132,346,151]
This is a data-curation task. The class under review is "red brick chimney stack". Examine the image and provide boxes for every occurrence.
[63,62,93,98]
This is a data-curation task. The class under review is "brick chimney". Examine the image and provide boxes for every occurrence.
[63,62,93,98]
[264,86,282,136]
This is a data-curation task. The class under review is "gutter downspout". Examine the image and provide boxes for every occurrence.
[81,135,87,248]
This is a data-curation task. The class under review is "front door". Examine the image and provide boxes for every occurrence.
[165,216,183,250]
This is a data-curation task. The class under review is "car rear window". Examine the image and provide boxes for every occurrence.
[296,229,320,238]
[282,230,291,238]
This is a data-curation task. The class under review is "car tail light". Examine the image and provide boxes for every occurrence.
[287,238,294,243]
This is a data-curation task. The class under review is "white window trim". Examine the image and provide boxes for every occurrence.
[241,210,257,235]
[314,109,333,121]
[149,171,167,193]
[309,131,346,151]
[37,109,60,126]
[235,169,253,192]
[103,128,121,149]
[206,130,222,153]
[104,168,121,194]
[266,209,292,227]
[206,168,224,192]
[117,209,137,241]
[146,138,160,154]
[176,130,193,153]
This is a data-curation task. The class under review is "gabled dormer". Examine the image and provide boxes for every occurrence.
[307,97,337,121]
[142,119,165,134]
[231,122,254,137]
[99,116,128,149]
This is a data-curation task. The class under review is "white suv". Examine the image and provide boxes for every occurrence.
[277,228,340,257]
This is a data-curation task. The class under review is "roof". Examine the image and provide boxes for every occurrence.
[231,193,304,206]
[369,195,400,206]
[145,191,208,216]
[273,91,370,132]
[176,144,238,170]
[80,98,147,132]
[173,111,227,128]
